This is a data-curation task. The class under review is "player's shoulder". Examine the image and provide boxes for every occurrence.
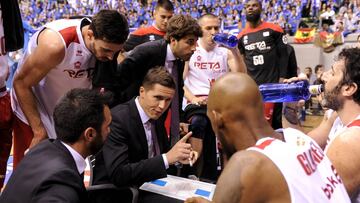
[38,28,65,52]
[131,25,165,36]
[227,150,287,198]
[326,126,360,162]
[237,21,284,39]
[229,150,269,173]
[237,28,250,39]
[335,127,360,144]
[262,22,284,33]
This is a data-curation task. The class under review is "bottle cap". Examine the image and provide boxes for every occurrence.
[308,84,323,95]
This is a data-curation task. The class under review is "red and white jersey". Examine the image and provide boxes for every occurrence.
[11,18,96,139]
[184,44,228,101]
[325,111,360,153]
[0,6,8,91]
[248,128,350,203]
[325,111,360,202]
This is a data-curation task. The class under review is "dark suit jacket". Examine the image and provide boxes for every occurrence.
[0,139,88,203]
[1,0,24,52]
[93,39,185,111]
[93,99,172,188]
[285,44,298,79]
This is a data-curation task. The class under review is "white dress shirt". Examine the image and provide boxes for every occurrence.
[61,141,87,175]
[135,97,169,168]
[165,44,176,74]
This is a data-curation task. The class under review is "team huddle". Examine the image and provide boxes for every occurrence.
[0,0,360,203]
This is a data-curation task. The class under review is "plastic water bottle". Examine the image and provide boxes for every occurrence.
[213,33,238,48]
[259,80,323,102]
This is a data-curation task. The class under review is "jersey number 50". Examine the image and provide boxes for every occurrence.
[253,55,264,66]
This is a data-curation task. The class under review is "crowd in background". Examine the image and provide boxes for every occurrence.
[2,1,360,201]
[17,0,360,37]
[8,0,360,80]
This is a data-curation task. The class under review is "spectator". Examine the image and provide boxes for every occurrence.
[320,5,336,25]
[313,64,323,81]
[305,66,316,83]
[312,64,325,115]
[17,0,313,37]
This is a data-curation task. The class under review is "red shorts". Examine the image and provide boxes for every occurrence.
[0,92,12,129]
[0,92,13,188]
[12,115,33,168]
[263,102,275,124]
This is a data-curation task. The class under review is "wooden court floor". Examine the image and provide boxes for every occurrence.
[301,114,323,133]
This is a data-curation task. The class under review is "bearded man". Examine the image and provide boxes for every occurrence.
[237,0,289,129]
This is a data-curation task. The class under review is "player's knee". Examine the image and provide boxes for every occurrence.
[190,115,208,139]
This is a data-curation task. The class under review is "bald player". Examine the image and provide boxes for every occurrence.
[185,73,350,203]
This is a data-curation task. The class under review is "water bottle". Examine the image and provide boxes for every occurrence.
[213,33,238,48]
[259,80,323,102]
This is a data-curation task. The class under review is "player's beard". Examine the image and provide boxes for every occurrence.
[322,83,344,111]
[246,12,261,23]
[89,131,104,155]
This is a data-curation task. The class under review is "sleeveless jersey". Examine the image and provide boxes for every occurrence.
[248,128,350,203]
[325,111,360,153]
[325,112,360,203]
[123,25,165,51]
[184,44,228,103]
[237,21,287,85]
[11,18,96,139]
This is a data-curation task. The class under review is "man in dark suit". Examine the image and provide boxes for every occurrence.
[93,67,198,202]
[118,14,202,147]
[0,88,112,203]
[93,15,202,125]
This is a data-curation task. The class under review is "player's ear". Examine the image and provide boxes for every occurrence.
[87,29,94,39]
[343,82,357,97]
[84,127,96,142]
[212,110,225,130]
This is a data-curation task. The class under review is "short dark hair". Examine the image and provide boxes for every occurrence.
[245,0,262,9]
[198,13,219,24]
[54,88,112,144]
[337,48,360,105]
[155,0,174,11]
[314,64,324,73]
[142,66,176,90]
[89,10,129,44]
[164,14,202,42]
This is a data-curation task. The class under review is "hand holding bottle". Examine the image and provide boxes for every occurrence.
[213,33,238,48]
[259,79,323,102]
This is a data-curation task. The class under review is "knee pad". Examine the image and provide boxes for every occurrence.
[189,115,208,139]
